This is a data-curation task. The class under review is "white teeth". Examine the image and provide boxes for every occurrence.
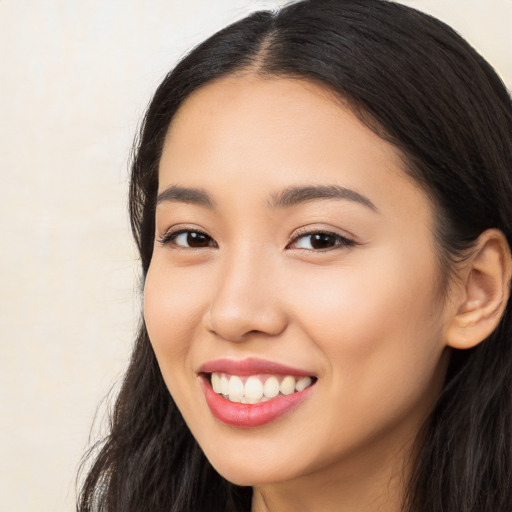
[211,373,221,393]
[220,375,229,395]
[280,376,296,395]
[228,376,244,402]
[263,376,280,398]
[241,397,261,404]
[295,376,312,392]
[244,376,264,401]
[210,372,314,403]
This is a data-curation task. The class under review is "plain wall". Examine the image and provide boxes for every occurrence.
[1,1,510,511]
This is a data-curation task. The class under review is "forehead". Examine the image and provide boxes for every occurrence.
[164,75,398,166]
[159,75,432,223]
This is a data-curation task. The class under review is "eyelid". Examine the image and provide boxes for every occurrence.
[287,226,355,251]
[157,225,217,248]
[156,224,355,251]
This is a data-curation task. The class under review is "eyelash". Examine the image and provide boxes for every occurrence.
[158,227,355,252]
[287,229,355,251]
[157,228,217,249]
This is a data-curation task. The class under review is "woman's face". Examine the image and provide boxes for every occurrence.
[144,76,451,487]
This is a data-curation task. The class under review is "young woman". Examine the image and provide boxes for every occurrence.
[78,1,512,511]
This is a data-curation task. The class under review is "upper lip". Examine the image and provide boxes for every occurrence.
[198,357,315,377]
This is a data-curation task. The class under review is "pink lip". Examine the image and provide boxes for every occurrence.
[199,376,314,428]
[198,357,314,377]
[198,358,316,428]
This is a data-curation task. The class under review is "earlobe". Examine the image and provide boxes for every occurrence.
[445,229,512,350]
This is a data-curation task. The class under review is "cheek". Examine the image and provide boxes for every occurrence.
[283,256,446,457]
[143,261,209,369]
[288,247,445,389]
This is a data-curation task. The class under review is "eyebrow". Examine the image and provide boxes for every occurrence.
[268,185,378,212]
[156,185,215,208]
[156,184,378,212]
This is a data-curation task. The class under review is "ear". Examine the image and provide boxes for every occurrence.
[445,229,512,350]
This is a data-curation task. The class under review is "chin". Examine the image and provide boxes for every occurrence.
[211,460,293,487]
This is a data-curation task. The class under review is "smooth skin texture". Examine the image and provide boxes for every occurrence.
[144,76,511,512]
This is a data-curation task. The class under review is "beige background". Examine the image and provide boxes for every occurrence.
[1,1,510,511]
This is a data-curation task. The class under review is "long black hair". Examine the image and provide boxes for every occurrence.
[77,1,512,511]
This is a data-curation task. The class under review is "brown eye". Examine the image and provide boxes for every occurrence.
[291,232,354,251]
[184,231,213,247]
[159,230,216,248]
[309,233,337,249]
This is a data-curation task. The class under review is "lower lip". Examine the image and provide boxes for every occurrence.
[200,375,314,428]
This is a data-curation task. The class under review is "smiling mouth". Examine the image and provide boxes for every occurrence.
[205,372,317,404]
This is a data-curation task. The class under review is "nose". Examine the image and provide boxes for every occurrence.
[205,248,288,342]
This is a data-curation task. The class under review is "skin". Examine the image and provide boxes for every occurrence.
[144,75,457,512]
